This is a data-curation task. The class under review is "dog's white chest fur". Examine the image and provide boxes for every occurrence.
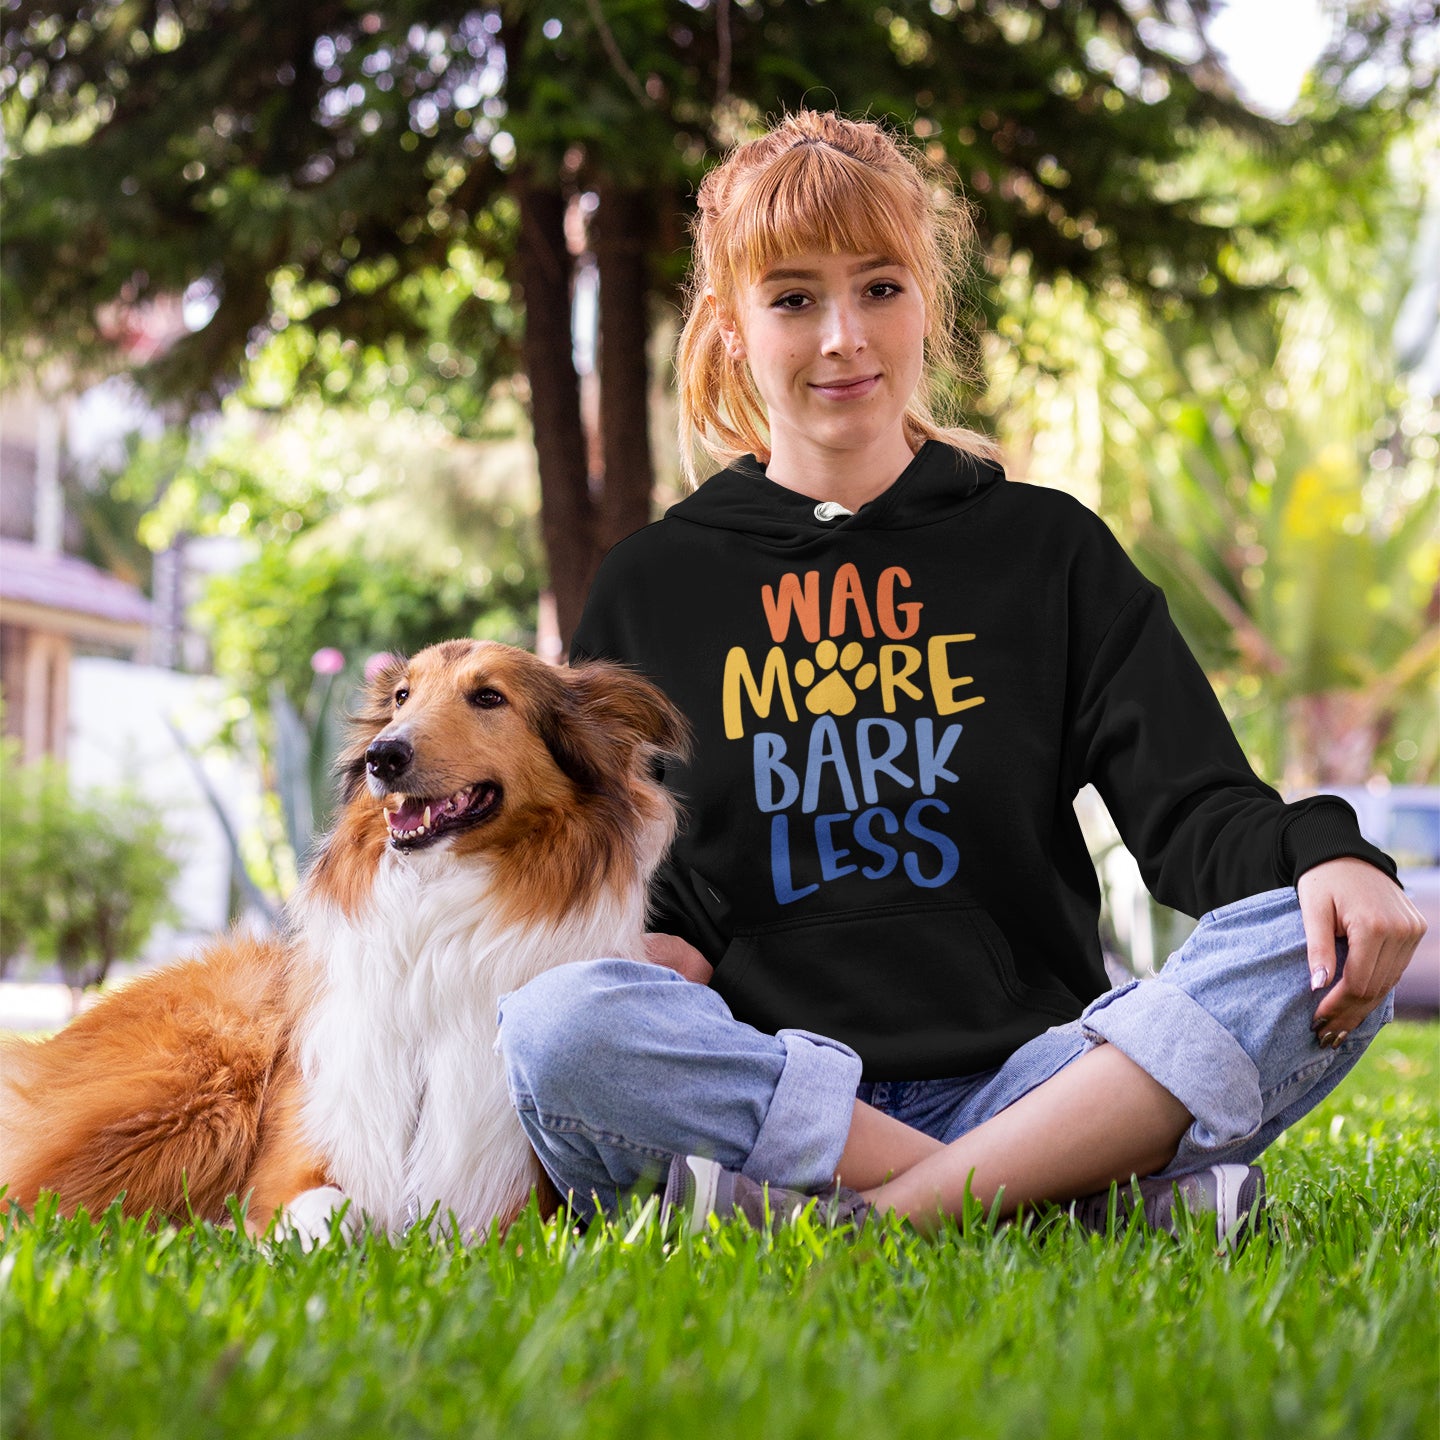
[293,849,644,1236]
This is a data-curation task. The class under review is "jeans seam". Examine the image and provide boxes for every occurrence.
[1262,1054,1336,1107]
[511,1098,676,1163]
[1262,1032,1373,1110]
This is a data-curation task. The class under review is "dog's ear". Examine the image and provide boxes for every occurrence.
[334,653,410,803]
[536,661,690,793]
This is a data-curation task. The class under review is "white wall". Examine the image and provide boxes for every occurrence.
[67,657,269,966]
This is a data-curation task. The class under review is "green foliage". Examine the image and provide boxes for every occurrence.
[267,668,350,871]
[1134,402,1439,786]
[5,0,1432,410]
[984,113,1439,786]
[0,743,181,989]
[1,2,518,414]
[198,539,520,720]
[1,1024,1435,1440]
[116,399,542,721]
[236,206,523,432]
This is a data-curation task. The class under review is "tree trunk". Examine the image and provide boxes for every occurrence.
[594,185,656,553]
[515,178,598,650]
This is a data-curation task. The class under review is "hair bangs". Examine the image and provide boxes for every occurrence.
[716,142,932,293]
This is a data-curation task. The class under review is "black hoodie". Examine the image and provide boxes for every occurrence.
[572,441,1396,1080]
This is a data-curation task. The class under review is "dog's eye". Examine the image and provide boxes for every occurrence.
[394,687,409,707]
[470,688,506,709]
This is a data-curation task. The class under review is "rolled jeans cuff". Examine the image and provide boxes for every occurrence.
[743,1027,863,1191]
[1080,979,1262,1151]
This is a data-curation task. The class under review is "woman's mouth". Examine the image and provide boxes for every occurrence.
[809,375,880,401]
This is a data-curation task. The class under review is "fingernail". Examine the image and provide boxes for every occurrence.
[1335,1030,1349,1046]
[1319,1031,1336,1047]
[1310,968,1328,991]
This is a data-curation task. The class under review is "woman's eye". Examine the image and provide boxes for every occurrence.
[772,291,811,310]
[394,687,409,707]
[868,281,901,299]
[471,688,506,709]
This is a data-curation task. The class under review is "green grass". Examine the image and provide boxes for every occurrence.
[4,1025,1437,1440]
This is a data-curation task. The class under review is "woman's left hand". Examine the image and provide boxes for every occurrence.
[1297,857,1427,1046]
[643,932,715,985]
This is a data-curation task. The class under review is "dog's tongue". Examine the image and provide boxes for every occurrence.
[388,797,428,828]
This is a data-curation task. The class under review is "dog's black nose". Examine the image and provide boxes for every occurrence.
[366,737,414,784]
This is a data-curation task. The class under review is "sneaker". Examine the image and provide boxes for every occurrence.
[661,1154,872,1236]
[1066,1163,1267,1249]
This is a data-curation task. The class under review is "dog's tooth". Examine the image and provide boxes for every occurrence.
[423,805,432,828]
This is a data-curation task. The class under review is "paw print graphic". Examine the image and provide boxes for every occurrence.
[794,640,877,717]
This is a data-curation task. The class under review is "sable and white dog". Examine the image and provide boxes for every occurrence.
[0,640,686,1243]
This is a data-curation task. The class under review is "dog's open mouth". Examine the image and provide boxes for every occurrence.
[385,782,501,848]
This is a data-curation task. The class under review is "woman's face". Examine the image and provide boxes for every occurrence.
[719,250,927,469]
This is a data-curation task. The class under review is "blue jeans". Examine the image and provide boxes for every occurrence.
[497,887,1393,1216]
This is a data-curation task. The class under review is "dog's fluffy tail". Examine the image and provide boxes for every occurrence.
[0,937,297,1225]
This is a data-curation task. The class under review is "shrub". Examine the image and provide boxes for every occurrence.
[0,741,181,991]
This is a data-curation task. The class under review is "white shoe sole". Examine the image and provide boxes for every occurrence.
[685,1155,726,1234]
[1208,1163,1264,1247]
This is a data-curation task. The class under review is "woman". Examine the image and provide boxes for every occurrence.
[498,111,1424,1241]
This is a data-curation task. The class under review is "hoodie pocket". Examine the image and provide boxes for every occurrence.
[712,899,1081,1080]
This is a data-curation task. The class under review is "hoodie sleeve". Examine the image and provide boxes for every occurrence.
[570,544,634,666]
[1065,535,1398,918]
[569,540,728,958]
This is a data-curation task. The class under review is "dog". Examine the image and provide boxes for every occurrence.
[0,640,687,1243]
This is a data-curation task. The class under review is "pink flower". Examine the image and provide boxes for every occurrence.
[311,647,346,676]
[364,652,399,683]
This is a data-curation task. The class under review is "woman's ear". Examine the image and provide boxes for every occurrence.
[707,290,746,361]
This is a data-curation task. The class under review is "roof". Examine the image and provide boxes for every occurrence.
[0,538,154,628]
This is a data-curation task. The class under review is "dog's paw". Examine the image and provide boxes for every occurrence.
[274,1186,360,1252]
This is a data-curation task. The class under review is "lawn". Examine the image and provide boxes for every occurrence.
[3,1023,1437,1440]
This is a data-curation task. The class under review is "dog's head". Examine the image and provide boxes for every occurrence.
[333,640,689,868]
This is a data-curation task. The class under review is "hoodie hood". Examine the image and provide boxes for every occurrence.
[666,440,1005,549]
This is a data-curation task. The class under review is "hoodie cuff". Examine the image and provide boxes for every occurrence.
[1278,798,1399,886]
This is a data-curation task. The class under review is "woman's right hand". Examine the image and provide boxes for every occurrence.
[644,932,714,985]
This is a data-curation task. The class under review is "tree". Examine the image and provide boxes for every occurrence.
[8,1,1433,644]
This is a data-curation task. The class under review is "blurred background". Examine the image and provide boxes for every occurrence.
[0,0,1435,1017]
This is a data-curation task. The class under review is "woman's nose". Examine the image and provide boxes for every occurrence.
[820,300,865,357]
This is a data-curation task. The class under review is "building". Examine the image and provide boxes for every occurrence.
[0,390,155,762]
